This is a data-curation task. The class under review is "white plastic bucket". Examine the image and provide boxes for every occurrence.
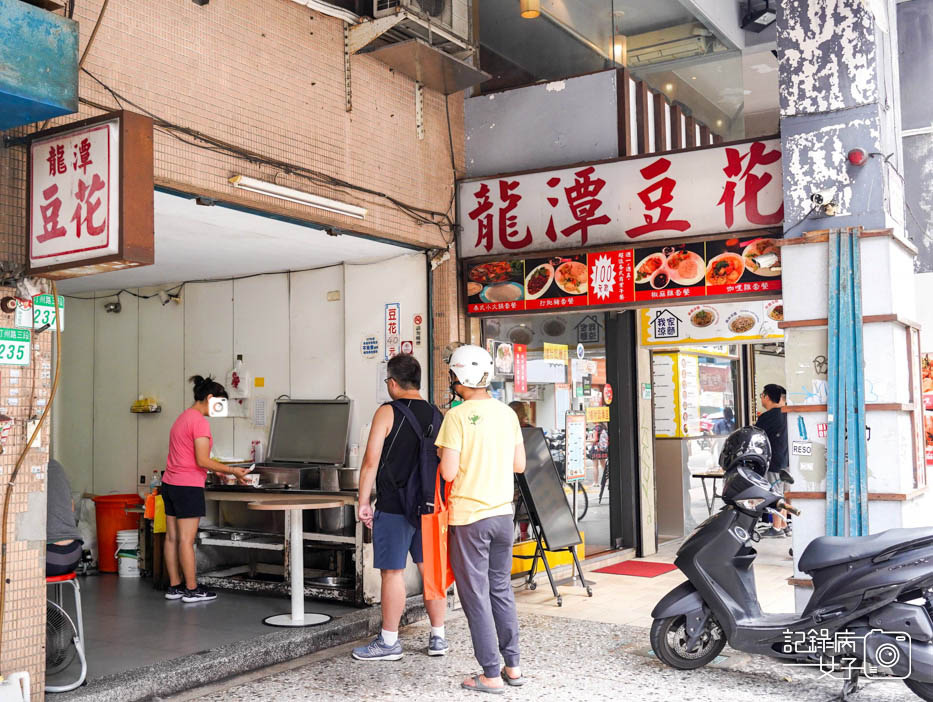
[115,528,138,549]
[116,549,139,577]
[115,529,139,577]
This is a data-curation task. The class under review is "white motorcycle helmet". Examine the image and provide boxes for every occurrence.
[448,344,494,388]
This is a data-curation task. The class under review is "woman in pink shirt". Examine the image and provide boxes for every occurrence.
[163,375,249,603]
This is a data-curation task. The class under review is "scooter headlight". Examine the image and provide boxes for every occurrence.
[735,497,765,511]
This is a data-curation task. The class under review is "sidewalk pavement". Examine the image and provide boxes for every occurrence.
[174,540,915,701]
[177,612,913,701]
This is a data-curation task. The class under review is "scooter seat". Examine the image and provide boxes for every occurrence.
[798,527,933,573]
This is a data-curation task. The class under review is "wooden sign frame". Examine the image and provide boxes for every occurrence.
[26,110,154,279]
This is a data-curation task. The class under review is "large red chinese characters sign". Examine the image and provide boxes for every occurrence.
[28,111,154,278]
[458,138,783,257]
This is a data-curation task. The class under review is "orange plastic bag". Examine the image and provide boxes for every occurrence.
[421,472,455,601]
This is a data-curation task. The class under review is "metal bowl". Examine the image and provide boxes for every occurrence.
[320,466,340,492]
[309,576,353,589]
[313,505,355,534]
[338,468,359,490]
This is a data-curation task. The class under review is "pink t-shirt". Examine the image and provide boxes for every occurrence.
[164,408,213,487]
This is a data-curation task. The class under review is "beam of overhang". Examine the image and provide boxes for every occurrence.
[676,0,745,50]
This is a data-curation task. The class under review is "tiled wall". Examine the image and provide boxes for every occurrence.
[0,0,467,690]
[0,290,53,696]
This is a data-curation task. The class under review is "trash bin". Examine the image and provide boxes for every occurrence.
[92,494,142,573]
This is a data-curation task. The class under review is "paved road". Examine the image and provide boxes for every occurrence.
[178,613,919,701]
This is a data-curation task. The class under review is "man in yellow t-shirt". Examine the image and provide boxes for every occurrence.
[436,345,526,694]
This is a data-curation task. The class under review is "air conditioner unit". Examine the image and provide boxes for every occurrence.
[627,35,713,67]
[373,0,469,42]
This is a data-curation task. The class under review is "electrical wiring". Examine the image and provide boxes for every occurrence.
[78,70,456,237]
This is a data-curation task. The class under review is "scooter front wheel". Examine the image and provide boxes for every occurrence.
[905,679,933,701]
[650,615,725,670]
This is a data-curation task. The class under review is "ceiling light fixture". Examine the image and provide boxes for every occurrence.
[664,83,674,92]
[520,0,540,19]
[228,175,367,220]
[741,1,776,33]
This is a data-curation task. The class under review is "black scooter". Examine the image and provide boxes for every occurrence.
[651,461,933,699]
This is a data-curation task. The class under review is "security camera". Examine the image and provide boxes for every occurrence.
[810,189,836,207]
[104,301,121,314]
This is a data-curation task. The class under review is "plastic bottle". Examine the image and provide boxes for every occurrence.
[149,470,161,493]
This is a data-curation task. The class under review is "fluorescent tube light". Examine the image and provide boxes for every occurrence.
[228,175,367,220]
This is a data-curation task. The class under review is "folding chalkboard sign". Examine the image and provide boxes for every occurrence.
[515,427,592,606]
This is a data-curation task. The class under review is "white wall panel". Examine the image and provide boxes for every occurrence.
[137,285,185,483]
[232,275,290,459]
[344,254,428,451]
[52,297,95,495]
[290,266,345,398]
[184,281,234,458]
[92,293,138,494]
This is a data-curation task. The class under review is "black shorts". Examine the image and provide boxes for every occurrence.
[161,482,206,519]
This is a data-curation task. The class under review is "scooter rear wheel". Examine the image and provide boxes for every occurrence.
[650,615,725,670]
[905,679,933,701]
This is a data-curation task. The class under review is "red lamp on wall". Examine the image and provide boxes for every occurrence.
[847,147,868,166]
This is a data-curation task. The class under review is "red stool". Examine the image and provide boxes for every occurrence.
[45,573,87,693]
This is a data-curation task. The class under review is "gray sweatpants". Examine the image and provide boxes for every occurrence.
[449,515,520,678]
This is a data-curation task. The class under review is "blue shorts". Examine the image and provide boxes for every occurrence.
[373,510,423,570]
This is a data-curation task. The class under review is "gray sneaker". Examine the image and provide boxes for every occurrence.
[428,634,449,656]
[762,527,786,538]
[352,635,403,661]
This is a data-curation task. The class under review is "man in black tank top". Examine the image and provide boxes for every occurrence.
[353,355,448,662]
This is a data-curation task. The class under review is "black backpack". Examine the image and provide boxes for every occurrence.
[384,400,444,528]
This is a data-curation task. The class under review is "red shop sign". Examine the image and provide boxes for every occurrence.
[459,139,783,258]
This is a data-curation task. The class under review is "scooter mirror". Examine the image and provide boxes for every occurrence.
[778,469,795,485]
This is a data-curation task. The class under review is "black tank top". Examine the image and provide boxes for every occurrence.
[375,399,438,514]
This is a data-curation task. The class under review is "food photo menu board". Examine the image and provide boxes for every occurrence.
[523,254,589,311]
[465,235,782,315]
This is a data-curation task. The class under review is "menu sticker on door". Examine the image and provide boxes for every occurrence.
[543,342,569,365]
[513,343,527,394]
[384,303,400,360]
[0,329,30,366]
[586,406,610,423]
[565,412,587,482]
[792,441,812,457]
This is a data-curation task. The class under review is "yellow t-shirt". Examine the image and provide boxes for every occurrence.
[435,398,523,526]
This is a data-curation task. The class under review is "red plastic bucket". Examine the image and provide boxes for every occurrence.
[93,494,142,573]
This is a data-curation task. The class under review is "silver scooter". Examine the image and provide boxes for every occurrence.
[651,427,933,700]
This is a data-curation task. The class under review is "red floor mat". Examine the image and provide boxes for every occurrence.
[592,560,678,577]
